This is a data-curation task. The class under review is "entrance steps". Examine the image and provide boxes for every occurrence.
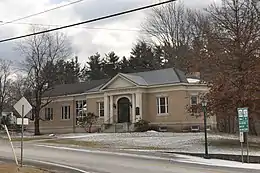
[102,123,134,133]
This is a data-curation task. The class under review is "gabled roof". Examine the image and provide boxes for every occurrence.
[100,68,188,90]
[44,79,109,97]
[44,68,190,98]
[122,68,188,86]
[120,73,148,85]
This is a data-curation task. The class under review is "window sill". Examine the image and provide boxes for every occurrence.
[157,113,169,116]
[61,119,71,121]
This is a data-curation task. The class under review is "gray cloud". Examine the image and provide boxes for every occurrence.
[0,0,218,65]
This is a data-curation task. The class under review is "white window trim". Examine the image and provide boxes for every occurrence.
[156,96,169,116]
[76,100,87,125]
[45,108,53,121]
[98,102,104,117]
[76,100,87,117]
[61,105,71,120]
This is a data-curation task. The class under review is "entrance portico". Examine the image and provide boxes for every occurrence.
[103,90,142,124]
[99,72,144,124]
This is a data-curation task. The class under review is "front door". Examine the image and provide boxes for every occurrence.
[117,97,130,123]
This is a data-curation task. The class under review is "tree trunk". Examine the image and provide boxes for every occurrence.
[88,124,92,133]
[34,109,41,135]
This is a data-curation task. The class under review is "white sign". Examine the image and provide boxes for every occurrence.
[13,97,32,117]
[240,132,244,143]
[17,118,29,125]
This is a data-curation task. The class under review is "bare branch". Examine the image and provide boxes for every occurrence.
[16,26,71,135]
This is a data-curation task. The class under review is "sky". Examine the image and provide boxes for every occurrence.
[0,0,218,65]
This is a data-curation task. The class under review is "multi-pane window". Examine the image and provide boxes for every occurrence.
[76,100,87,125]
[62,106,70,120]
[45,108,53,121]
[98,102,104,117]
[76,100,87,117]
[156,97,169,115]
[190,95,198,105]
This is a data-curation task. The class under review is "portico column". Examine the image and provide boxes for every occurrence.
[109,95,114,124]
[136,92,142,120]
[104,94,109,124]
[131,93,136,123]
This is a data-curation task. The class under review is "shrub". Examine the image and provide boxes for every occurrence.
[134,119,150,132]
[78,112,98,133]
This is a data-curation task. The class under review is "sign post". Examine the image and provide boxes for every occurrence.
[240,132,244,163]
[237,107,249,163]
[13,97,32,167]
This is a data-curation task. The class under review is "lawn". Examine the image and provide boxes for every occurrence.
[0,164,51,173]
[43,139,106,148]
[51,132,260,155]
[10,137,52,142]
[208,138,260,150]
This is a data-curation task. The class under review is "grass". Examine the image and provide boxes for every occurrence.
[208,138,260,150]
[10,137,52,142]
[125,146,167,150]
[43,139,105,148]
[42,139,168,150]
[0,164,51,173]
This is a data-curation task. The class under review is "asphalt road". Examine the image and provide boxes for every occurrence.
[0,140,258,173]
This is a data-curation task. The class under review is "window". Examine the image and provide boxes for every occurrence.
[76,100,86,125]
[76,100,87,117]
[98,102,104,117]
[190,95,198,105]
[45,108,53,121]
[156,97,168,115]
[62,106,70,120]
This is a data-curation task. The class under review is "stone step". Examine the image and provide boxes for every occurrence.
[102,123,134,133]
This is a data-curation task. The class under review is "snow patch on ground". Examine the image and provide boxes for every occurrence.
[56,132,260,156]
[174,154,260,170]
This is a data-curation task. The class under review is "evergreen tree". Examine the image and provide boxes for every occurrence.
[119,56,132,73]
[128,41,163,72]
[45,56,81,85]
[63,56,81,84]
[81,53,106,81]
[103,52,120,78]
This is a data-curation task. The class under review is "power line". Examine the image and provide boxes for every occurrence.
[9,22,172,35]
[10,22,143,32]
[0,0,176,43]
[0,0,86,27]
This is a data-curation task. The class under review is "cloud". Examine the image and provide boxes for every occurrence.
[0,0,218,64]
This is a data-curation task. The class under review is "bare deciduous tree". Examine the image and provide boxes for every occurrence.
[17,27,71,135]
[0,59,12,116]
[188,0,260,134]
[7,74,31,106]
[142,1,194,71]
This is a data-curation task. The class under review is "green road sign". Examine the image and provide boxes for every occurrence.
[237,107,249,132]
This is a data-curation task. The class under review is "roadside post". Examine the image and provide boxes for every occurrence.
[237,107,249,163]
[3,124,18,165]
[13,97,32,167]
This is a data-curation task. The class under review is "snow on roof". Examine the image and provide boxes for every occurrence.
[187,78,201,84]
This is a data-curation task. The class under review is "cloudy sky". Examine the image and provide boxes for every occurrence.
[0,0,217,65]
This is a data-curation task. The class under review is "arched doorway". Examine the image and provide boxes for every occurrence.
[117,97,131,123]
